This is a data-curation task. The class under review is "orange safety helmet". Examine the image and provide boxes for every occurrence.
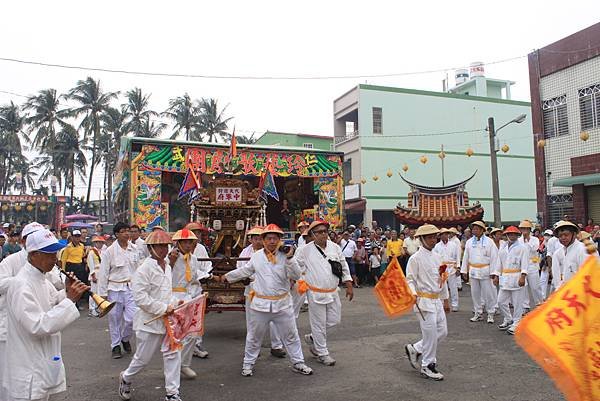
[503,226,521,235]
[261,223,284,236]
[247,226,264,236]
[172,228,198,241]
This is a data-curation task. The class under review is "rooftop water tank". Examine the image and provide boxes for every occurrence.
[455,69,469,85]
[470,61,485,78]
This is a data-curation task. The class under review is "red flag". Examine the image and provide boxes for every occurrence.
[163,295,207,351]
[229,127,237,158]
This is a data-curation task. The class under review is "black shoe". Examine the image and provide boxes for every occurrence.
[270,348,287,358]
[122,341,132,354]
[112,345,123,359]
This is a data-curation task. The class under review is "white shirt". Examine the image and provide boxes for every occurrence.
[518,235,541,271]
[545,236,560,257]
[460,235,500,278]
[403,237,420,256]
[406,247,449,313]
[498,241,529,290]
[339,238,357,258]
[225,249,302,313]
[98,241,139,295]
[450,236,462,263]
[4,263,79,400]
[296,240,352,305]
[133,237,150,262]
[551,240,595,289]
[432,240,461,275]
[297,236,306,248]
[171,252,200,301]
[132,257,173,334]
[238,245,259,296]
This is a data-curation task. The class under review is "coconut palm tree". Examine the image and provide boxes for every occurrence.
[67,77,118,209]
[123,87,159,137]
[162,94,202,141]
[236,132,256,144]
[100,106,127,220]
[198,98,233,143]
[139,119,167,138]
[0,102,29,194]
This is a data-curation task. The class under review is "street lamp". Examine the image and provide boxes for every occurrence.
[488,114,527,227]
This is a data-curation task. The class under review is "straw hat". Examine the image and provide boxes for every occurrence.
[247,226,264,236]
[503,226,521,235]
[449,227,459,234]
[471,221,486,230]
[262,224,284,236]
[438,228,452,234]
[308,220,329,233]
[415,224,440,237]
[489,227,503,235]
[579,231,592,240]
[518,220,533,229]
[172,228,198,241]
[145,230,172,245]
[91,236,106,243]
[554,220,579,233]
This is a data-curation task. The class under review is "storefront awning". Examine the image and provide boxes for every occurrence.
[553,173,600,187]
[345,198,366,212]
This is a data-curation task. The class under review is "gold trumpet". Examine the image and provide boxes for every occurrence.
[59,270,115,318]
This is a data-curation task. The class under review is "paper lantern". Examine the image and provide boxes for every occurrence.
[348,179,355,185]
[501,144,509,153]
[402,163,409,172]
[386,169,393,178]
[466,147,474,157]
[360,178,366,184]
[26,204,34,212]
[420,156,428,164]
[372,175,379,181]
[537,139,546,148]
[438,151,446,160]
[580,131,590,141]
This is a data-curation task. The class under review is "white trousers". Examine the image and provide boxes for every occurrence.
[245,297,283,349]
[498,287,526,328]
[291,284,307,318]
[413,301,447,367]
[307,293,342,357]
[181,336,195,368]
[447,274,459,309]
[0,340,5,400]
[244,307,304,367]
[470,277,496,314]
[539,269,550,300]
[107,289,136,348]
[523,269,543,308]
[123,331,181,396]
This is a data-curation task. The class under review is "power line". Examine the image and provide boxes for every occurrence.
[0,55,527,80]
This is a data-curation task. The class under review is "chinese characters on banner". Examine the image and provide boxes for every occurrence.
[163,295,207,352]
[215,187,242,204]
[373,257,416,318]
[515,255,600,401]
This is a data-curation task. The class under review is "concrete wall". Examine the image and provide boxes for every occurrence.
[255,132,333,151]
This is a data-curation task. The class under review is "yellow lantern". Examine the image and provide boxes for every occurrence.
[537,139,546,148]
[14,204,22,211]
[386,169,393,178]
[360,178,366,185]
[438,151,446,159]
[402,163,409,172]
[420,155,428,164]
[26,204,34,212]
[1,204,7,211]
[372,175,379,181]
[466,147,474,157]
[580,131,590,141]
[501,144,509,153]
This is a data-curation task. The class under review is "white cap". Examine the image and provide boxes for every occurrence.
[26,229,66,253]
[543,229,554,236]
[2,223,9,228]
[72,229,82,236]
[22,222,45,237]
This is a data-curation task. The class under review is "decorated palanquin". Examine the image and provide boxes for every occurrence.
[394,171,484,228]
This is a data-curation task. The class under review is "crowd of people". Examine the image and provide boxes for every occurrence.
[0,216,597,400]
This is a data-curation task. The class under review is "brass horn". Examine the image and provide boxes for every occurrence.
[59,270,115,318]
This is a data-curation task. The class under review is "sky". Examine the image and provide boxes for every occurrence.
[1,0,598,199]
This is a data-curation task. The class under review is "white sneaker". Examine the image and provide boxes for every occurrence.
[451,307,459,312]
[304,334,318,356]
[470,313,483,322]
[180,367,197,379]
[497,321,512,331]
[487,314,494,324]
[193,344,209,358]
[317,355,336,366]
[241,365,253,377]
[292,362,313,375]
[165,393,182,401]
[507,325,517,335]
[118,371,132,400]
[420,363,444,380]
[404,344,420,370]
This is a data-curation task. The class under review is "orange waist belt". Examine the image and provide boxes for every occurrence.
[501,269,521,274]
[248,290,288,302]
[297,280,337,295]
[416,291,439,299]
[172,287,189,293]
[469,263,489,269]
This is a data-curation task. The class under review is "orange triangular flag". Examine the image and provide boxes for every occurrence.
[373,256,416,318]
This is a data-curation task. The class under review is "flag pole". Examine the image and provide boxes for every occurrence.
[144,293,207,325]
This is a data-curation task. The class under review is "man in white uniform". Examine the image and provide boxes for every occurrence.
[448,228,462,290]
[494,226,529,335]
[217,224,313,377]
[543,228,560,294]
[119,230,182,401]
[129,224,149,262]
[295,220,353,366]
[98,222,139,359]
[460,221,499,324]
[433,228,461,312]
[404,224,448,381]
[551,221,596,289]
[517,220,543,310]
[4,229,88,401]
[87,236,105,317]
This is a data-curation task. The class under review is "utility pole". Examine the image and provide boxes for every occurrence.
[488,117,501,227]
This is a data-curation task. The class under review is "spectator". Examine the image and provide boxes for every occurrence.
[340,231,358,287]
[0,233,5,261]
[94,223,104,237]
[371,220,379,232]
[402,228,420,263]
[387,230,404,269]
[353,238,368,287]
[280,199,292,230]
[328,230,338,244]
[59,227,69,245]
[380,238,389,275]
[80,227,91,246]
[369,245,382,285]
[3,232,22,256]
[585,218,594,233]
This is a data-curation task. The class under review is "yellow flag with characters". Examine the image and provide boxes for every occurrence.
[515,255,600,401]
[373,257,415,318]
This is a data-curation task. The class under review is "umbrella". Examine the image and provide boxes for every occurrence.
[62,221,95,229]
[65,213,99,221]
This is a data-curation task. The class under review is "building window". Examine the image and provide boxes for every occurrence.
[372,107,382,134]
[302,143,314,149]
[342,159,352,185]
[547,193,573,226]
[579,83,600,130]
[542,95,568,138]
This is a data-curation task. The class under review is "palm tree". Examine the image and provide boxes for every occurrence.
[162,94,202,141]
[100,106,127,220]
[236,132,256,144]
[22,89,70,188]
[198,98,233,143]
[67,77,118,210]
[139,119,167,138]
[10,157,38,194]
[0,102,28,194]
[123,87,158,137]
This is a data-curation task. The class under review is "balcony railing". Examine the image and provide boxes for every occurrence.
[334,130,359,145]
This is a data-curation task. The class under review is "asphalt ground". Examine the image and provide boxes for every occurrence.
[54,285,564,401]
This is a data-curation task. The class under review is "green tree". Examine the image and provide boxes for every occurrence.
[100,106,127,220]
[67,77,118,210]
[139,119,167,138]
[198,98,233,143]
[0,102,28,194]
[123,87,159,137]
[236,132,256,144]
[162,94,202,141]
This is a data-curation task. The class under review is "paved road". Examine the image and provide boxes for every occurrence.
[56,285,563,401]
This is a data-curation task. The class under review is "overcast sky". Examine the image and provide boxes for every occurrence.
[1,1,598,198]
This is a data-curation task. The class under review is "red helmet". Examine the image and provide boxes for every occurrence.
[262,224,284,236]
[172,228,198,241]
[503,226,521,235]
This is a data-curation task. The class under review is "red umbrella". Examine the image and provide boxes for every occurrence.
[62,221,95,229]
[65,214,99,221]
